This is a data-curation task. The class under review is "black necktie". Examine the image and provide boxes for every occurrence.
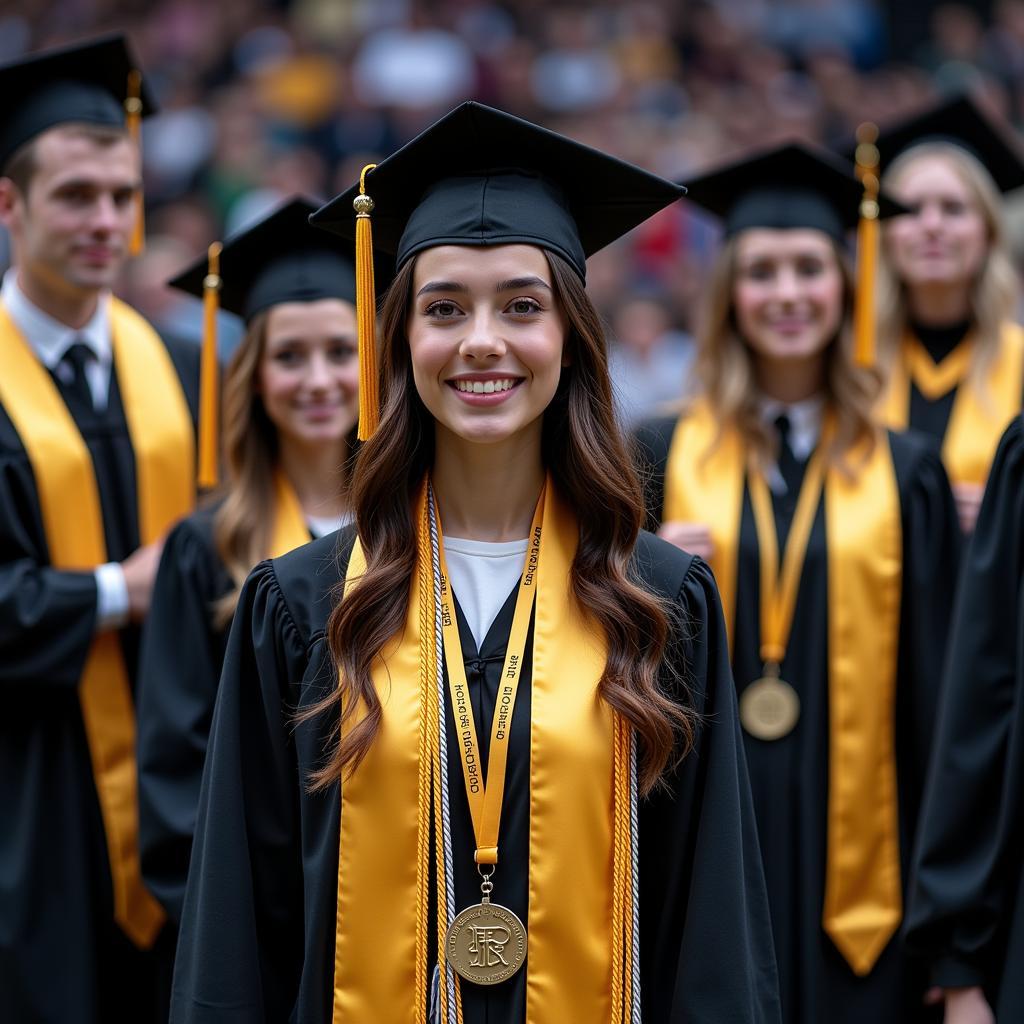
[774,413,804,497]
[59,341,95,411]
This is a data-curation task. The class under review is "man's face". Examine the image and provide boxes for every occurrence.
[0,126,139,296]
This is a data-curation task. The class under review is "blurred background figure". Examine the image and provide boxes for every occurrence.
[4,0,1024,416]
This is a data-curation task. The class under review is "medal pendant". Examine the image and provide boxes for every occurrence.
[740,667,800,741]
[445,887,526,986]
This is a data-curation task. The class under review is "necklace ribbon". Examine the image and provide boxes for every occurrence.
[746,423,830,670]
[435,483,545,866]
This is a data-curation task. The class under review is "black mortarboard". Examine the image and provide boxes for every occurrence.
[310,100,686,281]
[168,197,358,321]
[310,101,686,439]
[864,92,1024,193]
[684,141,907,240]
[0,34,156,171]
[169,197,360,490]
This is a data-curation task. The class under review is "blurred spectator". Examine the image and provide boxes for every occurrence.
[609,295,694,428]
[0,0,1021,421]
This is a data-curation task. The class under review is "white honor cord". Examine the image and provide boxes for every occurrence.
[428,485,459,1023]
[629,732,642,1023]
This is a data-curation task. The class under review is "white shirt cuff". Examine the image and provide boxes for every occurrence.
[94,561,130,631]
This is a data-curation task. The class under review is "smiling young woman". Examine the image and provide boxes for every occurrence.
[636,141,961,1024]
[872,94,1024,533]
[169,102,781,1024]
[134,198,359,960]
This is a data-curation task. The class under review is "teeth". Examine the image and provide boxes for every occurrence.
[453,378,518,394]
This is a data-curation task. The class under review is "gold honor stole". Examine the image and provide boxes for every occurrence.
[882,323,1024,487]
[333,484,617,1022]
[268,470,310,557]
[664,401,903,975]
[0,299,194,948]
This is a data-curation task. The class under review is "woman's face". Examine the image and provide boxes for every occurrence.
[257,298,359,447]
[885,154,988,291]
[732,228,844,362]
[407,244,568,448]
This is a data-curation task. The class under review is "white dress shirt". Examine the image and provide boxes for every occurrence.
[2,270,128,630]
[444,536,530,650]
[757,394,824,496]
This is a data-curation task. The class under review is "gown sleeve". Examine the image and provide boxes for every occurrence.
[904,418,1024,990]
[137,516,230,925]
[169,560,308,1023]
[642,554,782,1023]
[0,459,99,688]
[893,438,962,819]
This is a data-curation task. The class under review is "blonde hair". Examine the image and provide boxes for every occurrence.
[878,143,1019,396]
[211,312,354,626]
[689,235,880,474]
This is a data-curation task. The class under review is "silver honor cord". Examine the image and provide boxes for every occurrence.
[428,484,459,1023]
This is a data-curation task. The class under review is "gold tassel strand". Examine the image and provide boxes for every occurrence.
[853,123,881,369]
[610,713,630,1021]
[125,70,145,257]
[198,242,222,489]
[353,164,379,440]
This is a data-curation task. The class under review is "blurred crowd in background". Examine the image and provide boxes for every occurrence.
[2,0,1024,426]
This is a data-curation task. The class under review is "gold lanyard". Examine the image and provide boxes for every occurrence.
[904,332,974,400]
[436,483,545,867]
[747,434,829,671]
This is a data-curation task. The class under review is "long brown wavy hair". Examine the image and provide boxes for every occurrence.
[211,312,354,626]
[689,234,881,473]
[308,250,698,797]
[878,143,1019,402]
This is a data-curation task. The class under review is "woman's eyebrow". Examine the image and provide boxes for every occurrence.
[495,276,551,293]
[416,280,467,297]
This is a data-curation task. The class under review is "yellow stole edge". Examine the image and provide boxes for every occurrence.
[0,298,194,948]
[882,322,1024,486]
[332,485,614,1023]
[662,399,903,974]
[268,469,311,558]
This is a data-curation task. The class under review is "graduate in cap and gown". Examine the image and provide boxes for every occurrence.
[136,197,360,941]
[903,413,1024,1024]
[869,93,1024,534]
[0,34,198,1024]
[635,142,961,1023]
[171,101,781,1024]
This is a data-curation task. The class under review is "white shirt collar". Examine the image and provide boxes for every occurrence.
[1,269,111,370]
[757,393,824,462]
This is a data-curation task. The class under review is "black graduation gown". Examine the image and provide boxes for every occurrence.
[904,415,1024,1018]
[906,323,969,443]
[0,333,198,1024]
[635,417,961,1024]
[169,527,782,1023]
[136,506,314,926]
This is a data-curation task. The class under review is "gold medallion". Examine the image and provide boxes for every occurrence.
[445,899,527,986]
[740,674,800,741]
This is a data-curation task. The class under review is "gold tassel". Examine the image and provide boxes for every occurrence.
[853,123,880,369]
[125,70,145,257]
[353,163,379,441]
[198,242,222,489]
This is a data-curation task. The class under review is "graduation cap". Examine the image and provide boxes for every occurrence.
[310,100,687,438]
[684,140,906,241]
[864,92,1024,194]
[684,140,908,367]
[168,197,361,488]
[0,34,156,253]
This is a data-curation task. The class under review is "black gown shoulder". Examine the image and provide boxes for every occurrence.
[904,416,1024,1015]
